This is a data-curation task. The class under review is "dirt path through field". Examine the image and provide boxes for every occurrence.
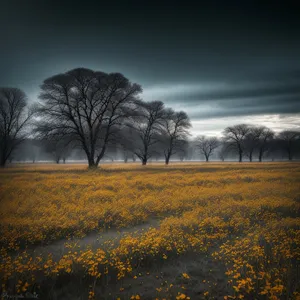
[96,251,231,300]
[30,218,161,261]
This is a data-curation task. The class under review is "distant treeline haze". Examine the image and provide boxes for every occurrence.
[0,68,299,167]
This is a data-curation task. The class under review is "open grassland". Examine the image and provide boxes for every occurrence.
[0,163,300,300]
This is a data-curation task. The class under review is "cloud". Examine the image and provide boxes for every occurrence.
[142,75,300,119]
[191,114,300,137]
[142,82,228,101]
[142,76,300,136]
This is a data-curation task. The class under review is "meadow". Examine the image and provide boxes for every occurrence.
[0,163,299,300]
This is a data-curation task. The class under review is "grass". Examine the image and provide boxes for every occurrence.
[0,162,299,299]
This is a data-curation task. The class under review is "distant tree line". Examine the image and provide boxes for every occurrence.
[1,68,300,167]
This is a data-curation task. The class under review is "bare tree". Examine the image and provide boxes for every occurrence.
[35,68,142,168]
[43,139,71,164]
[177,139,189,162]
[244,126,274,162]
[161,109,191,164]
[132,153,137,162]
[117,126,137,163]
[133,101,165,165]
[244,127,261,162]
[223,124,250,162]
[61,143,73,164]
[196,136,219,162]
[23,139,41,163]
[278,130,300,161]
[0,88,35,167]
[218,142,229,162]
[256,126,275,162]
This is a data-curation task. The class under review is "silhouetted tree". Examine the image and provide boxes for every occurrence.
[117,126,137,163]
[256,126,275,162]
[196,136,219,162]
[43,139,71,163]
[23,139,41,163]
[218,143,229,162]
[244,127,261,162]
[223,124,250,162]
[35,68,142,168]
[161,109,191,164]
[133,101,165,165]
[0,88,35,167]
[178,139,189,161]
[279,130,300,160]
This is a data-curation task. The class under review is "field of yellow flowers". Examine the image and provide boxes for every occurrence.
[0,162,299,300]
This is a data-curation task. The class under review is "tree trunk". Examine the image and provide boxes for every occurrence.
[287,141,292,161]
[95,145,107,166]
[1,142,9,167]
[56,158,60,164]
[142,157,147,165]
[63,158,66,164]
[205,155,209,162]
[288,150,292,161]
[249,152,253,162]
[88,161,97,169]
[165,156,170,165]
[258,149,263,162]
[238,149,243,162]
[0,157,6,167]
[88,156,97,169]
[165,151,171,165]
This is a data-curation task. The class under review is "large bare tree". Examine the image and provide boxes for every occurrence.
[35,68,142,168]
[0,88,35,166]
[161,109,191,164]
[133,101,165,165]
[223,124,250,162]
[196,136,219,162]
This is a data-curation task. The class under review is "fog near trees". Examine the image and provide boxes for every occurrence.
[1,68,300,167]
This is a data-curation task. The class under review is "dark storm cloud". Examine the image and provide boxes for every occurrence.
[163,92,300,119]
[160,73,300,102]
[143,69,300,118]
[1,0,300,122]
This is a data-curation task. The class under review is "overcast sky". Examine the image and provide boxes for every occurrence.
[1,0,299,136]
